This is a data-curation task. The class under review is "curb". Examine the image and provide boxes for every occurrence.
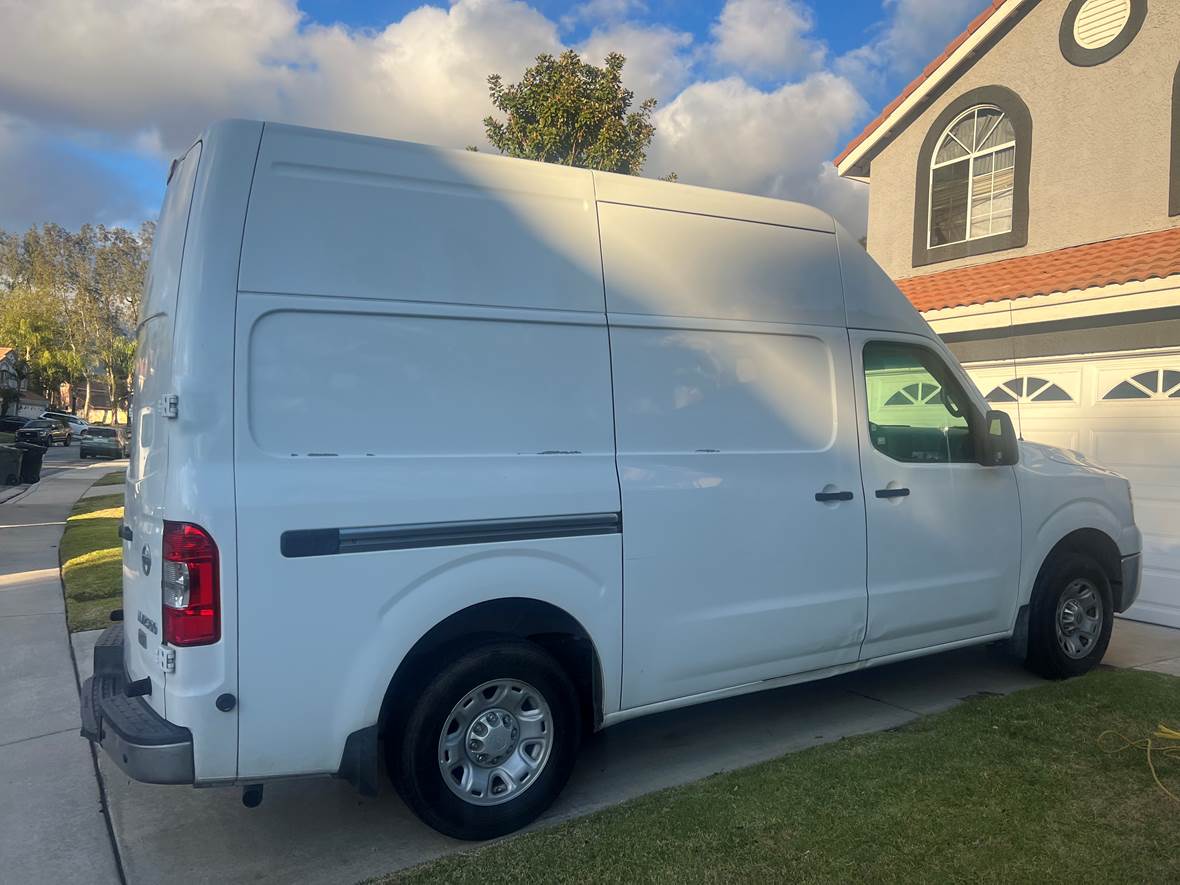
[0,483,36,506]
[58,472,129,885]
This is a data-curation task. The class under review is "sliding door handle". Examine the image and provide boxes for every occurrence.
[875,487,910,499]
[815,490,854,502]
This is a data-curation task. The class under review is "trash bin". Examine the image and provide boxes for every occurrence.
[13,441,46,484]
[0,445,21,485]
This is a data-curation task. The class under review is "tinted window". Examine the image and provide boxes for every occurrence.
[26,420,53,428]
[864,342,976,464]
[88,428,118,438]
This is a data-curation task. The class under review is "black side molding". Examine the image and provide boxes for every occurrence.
[281,512,622,559]
[280,528,341,558]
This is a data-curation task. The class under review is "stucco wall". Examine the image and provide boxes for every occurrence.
[865,0,1180,281]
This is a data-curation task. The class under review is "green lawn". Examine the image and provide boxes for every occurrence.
[92,469,126,487]
[61,491,124,632]
[385,669,1180,884]
[0,431,14,445]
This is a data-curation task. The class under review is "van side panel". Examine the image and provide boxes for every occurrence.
[238,124,605,313]
[158,120,265,781]
[598,204,869,709]
[233,129,621,778]
[596,202,846,327]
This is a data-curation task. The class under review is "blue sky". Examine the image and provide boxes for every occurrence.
[0,0,983,235]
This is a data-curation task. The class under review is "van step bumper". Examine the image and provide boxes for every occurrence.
[79,624,195,785]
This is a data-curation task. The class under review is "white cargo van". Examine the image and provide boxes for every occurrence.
[81,120,1142,840]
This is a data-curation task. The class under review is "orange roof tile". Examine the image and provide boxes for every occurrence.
[834,0,1011,169]
[897,227,1180,312]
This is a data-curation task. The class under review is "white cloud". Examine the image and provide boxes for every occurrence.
[578,23,695,102]
[837,0,979,93]
[0,0,560,156]
[0,115,146,230]
[710,0,826,79]
[0,0,877,235]
[647,72,868,232]
[561,0,648,29]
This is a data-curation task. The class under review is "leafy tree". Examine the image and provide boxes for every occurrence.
[0,222,152,420]
[0,286,70,414]
[483,51,660,176]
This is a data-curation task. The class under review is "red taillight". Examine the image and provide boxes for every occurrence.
[161,521,220,647]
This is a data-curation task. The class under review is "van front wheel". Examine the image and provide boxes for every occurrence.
[1025,552,1113,679]
[390,640,581,840]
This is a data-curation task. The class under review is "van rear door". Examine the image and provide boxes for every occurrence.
[122,142,202,711]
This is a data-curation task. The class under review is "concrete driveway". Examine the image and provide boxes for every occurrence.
[5,466,1178,884]
[70,622,1176,884]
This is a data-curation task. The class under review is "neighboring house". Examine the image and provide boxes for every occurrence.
[836,0,1180,628]
[0,347,43,418]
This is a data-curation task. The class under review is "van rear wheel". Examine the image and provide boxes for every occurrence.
[1025,552,1113,679]
[389,640,581,840]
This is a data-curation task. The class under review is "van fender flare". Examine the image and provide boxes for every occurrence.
[1016,499,1125,614]
[331,547,621,791]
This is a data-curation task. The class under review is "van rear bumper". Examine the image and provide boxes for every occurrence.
[79,624,194,785]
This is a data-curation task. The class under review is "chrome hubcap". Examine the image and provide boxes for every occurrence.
[1055,579,1103,659]
[437,679,552,806]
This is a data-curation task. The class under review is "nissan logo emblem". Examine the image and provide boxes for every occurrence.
[141,544,152,576]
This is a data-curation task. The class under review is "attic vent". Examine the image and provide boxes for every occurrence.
[1072,0,1132,50]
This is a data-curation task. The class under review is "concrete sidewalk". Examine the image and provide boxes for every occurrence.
[0,464,125,885]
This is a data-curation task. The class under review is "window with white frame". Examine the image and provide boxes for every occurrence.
[928,106,1016,249]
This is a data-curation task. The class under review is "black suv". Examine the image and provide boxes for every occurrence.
[0,415,31,433]
[16,418,72,447]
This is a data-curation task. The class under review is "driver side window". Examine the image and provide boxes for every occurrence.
[864,342,976,463]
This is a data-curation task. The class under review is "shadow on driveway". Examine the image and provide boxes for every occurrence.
[72,633,1049,884]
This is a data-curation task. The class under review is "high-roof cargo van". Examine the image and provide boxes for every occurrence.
[80,120,1141,839]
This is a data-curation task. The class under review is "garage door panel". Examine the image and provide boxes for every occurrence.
[965,353,1180,629]
[1131,570,1180,628]
[1093,430,1180,468]
[1020,428,1079,450]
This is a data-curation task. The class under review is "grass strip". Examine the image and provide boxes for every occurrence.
[61,491,124,632]
[384,668,1180,884]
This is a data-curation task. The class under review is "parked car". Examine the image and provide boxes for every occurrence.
[0,415,31,433]
[40,410,89,439]
[79,121,1142,842]
[16,418,71,447]
[79,426,128,459]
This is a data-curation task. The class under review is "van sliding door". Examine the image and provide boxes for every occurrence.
[597,201,869,709]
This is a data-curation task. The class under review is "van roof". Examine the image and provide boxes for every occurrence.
[209,119,836,236]
[201,119,930,339]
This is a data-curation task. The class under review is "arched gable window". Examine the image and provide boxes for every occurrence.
[929,107,1016,248]
[913,86,1032,267]
[1102,369,1180,400]
[985,377,1073,403]
[1170,61,1180,217]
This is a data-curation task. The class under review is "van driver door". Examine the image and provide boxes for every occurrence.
[850,331,1021,659]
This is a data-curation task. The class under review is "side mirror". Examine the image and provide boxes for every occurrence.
[981,409,1019,466]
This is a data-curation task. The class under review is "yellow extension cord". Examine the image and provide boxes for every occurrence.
[1098,724,1180,803]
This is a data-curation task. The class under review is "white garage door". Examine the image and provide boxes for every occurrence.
[966,350,1180,628]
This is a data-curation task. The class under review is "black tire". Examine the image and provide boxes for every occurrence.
[79,451,87,459]
[1025,552,1113,679]
[389,640,581,840]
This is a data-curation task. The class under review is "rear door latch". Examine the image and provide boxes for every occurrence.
[159,394,179,419]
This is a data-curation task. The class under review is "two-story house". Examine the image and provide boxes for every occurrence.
[836,0,1180,628]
